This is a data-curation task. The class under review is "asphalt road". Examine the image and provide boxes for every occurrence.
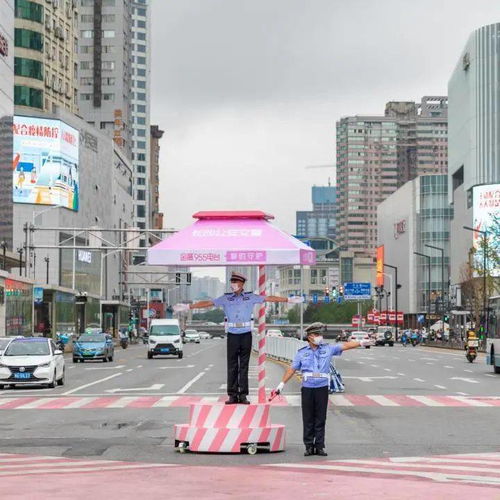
[0,339,498,466]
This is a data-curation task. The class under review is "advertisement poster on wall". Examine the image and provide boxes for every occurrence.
[472,183,500,277]
[12,116,79,211]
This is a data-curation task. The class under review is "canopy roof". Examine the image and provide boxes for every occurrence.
[147,211,316,267]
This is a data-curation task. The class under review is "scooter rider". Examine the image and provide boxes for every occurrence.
[273,322,373,457]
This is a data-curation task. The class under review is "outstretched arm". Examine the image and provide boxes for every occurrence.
[264,296,288,303]
[189,300,215,310]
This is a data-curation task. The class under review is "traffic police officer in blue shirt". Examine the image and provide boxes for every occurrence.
[273,322,373,456]
[174,271,303,405]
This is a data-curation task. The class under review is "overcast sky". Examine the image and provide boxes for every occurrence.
[150,0,500,279]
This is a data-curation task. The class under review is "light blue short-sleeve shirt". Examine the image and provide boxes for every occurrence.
[212,292,265,334]
[291,343,343,388]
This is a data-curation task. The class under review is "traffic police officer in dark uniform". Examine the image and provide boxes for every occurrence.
[174,272,303,404]
[273,322,373,456]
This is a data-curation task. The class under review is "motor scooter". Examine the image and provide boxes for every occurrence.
[120,336,129,349]
[465,338,478,363]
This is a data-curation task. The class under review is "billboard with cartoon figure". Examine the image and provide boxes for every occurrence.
[12,116,79,211]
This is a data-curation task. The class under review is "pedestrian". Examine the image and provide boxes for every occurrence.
[174,271,303,404]
[272,322,373,456]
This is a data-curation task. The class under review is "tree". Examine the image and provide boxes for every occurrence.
[192,309,225,323]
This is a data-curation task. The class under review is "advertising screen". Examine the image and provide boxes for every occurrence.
[376,245,384,286]
[473,184,500,277]
[12,116,79,211]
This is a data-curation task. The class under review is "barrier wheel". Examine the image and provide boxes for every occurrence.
[178,442,188,454]
[247,443,258,455]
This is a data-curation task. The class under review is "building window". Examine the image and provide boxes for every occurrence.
[136,7,146,16]
[14,28,43,51]
[135,32,146,41]
[136,92,146,101]
[80,77,93,85]
[102,14,115,22]
[80,45,93,54]
[136,68,146,77]
[80,93,92,101]
[102,30,115,38]
[80,0,94,5]
[137,205,146,218]
[136,56,146,65]
[137,20,146,28]
[136,80,146,89]
[80,61,93,70]
[103,0,115,5]
[103,93,114,101]
[137,178,146,185]
[102,77,115,85]
[15,0,43,23]
[137,141,146,149]
[136,44,146,53]
[102,45,115,53]
[136,165,146,174]
[101,61,115,70]
[137,153,146,161]
[14,85,43,109]
[136,104,146,113]
[136,128,146,137]
[135,117,146,125]
[137,190,146,201]
[14,57,43,80]
[311,269,317,285]
[81,30,94,39]
[80,14,93,22]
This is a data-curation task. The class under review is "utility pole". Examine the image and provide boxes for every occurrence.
[414,252,431,331]
[44,257,50,284]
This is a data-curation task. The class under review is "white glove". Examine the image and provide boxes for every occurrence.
[276,382,285,394]
[288,296,304,304]
[359,338,374,348]
[173,303,190,313]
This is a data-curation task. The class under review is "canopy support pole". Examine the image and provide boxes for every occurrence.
[258,264,266,403]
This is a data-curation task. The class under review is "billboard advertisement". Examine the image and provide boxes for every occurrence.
[472,184,500,277]
[376,245,384,286]
[12,116,79,210]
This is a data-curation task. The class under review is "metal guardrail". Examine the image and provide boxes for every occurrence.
[252,334,307,363]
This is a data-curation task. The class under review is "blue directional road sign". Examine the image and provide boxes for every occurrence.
[324,296,330,304]
[312,294,318,304]
[343,282,372,301]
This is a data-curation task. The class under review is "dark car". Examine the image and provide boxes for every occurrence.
[73,334,114,363]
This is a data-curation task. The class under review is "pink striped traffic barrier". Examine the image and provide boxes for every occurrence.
[175,403,285,454]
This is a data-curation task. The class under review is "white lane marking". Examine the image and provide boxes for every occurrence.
[384,368,392,372]
[397,373,405,376]
[68,366,75,370]
[343,376,398,382]
[358,361,365,365]
[136,365,143,368]
[219,384,227,390]
[177,371,208,394]
[158,365,195,370]
[464,369,473,373]
[434,385,446,390]
[413,378,425,382]
[456,392,469,396]
[0,464,176,476]
[407,395,444,407]
[106,384,164,393]
[420,357,439,361]
[62,372,122,395]
[366,395,400,407]
[444,365,453,369]
[126,369,133,372]
[450,377,479,384]
[485,374,495,377]
[425,362,434,365]
[370,364,379,368]
[85,365,125,370]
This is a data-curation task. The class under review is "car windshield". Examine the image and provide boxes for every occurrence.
[4,340,50,356]
[77,335,106,343]
[185,330,198,335]
[0,338,10,349]
[150,325,180,336]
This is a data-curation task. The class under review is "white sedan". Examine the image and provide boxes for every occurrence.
[198,331,211,340]
[0,337,65,389]
[183,330,201,344]
[350,331,372,349]
[266,329,283,337]
[0,337,12,356]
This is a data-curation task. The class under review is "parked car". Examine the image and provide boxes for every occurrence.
[266,329,283,337]
[350,331,372,348]
[73,334,114,362]
[184,330,201,344]
[199,331,211,340]
[0,337,12,356]
[0,337,65,389]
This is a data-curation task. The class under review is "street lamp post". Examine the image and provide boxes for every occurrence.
[0,241,6,271]
[17,247,23,275]
[425,244,446,329]
[44,257,50,284]
[414,252,431,330]
[463,226,489,335]
[384,263,399,340]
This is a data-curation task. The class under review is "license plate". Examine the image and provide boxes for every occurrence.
[468,341,479,347]
[160,348,170,353]
[14,372,31,379]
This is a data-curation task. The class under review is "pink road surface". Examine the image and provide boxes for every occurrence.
[147,210,316,266]
[3,465,499,500]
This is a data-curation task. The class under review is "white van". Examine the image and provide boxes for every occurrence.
[147,319,183,359]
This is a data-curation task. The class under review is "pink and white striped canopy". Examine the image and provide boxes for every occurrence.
[147,211,316,267]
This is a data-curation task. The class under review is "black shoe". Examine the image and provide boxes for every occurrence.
[225,396,238,405]
[238,395,250,404]
[315,448,328,457]
[304,446,315,457]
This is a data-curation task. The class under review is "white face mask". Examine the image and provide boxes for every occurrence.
[312,336,323,345]
[230,282,241,292]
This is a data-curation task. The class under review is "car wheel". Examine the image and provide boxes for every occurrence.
[178,352,183,359]
[0,384,4,390]
[148,352,153,359]
[47,372,56,389]
[365,346,371,349]
[389,342,394,347]
[57,369,65,386]
[109,354,113,362]
[73,357,78,363]
[103,356,108,363]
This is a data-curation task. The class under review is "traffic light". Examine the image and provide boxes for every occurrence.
[339,285,344,296]
[186,273,192,286]
[444,314,449,323]
[325,288,330,297]
[331,286,338,298]
[175,273,181,284]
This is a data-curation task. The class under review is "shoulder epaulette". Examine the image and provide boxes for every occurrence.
[224,292,233,296]
[298,345,309,351]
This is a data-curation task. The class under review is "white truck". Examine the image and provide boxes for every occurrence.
[147,319,183,359]
[375,326,395,346]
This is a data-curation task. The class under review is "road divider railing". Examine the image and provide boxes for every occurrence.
[252,334,306,363]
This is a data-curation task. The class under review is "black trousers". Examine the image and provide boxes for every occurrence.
[227,332,252,396]
[301,386,329,448]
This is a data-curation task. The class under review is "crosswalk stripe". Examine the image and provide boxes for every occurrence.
[63,397,97,409]
[366,395,400,407]
[329,395,354,406]
[406,395,445,407]
[106,397,140,408]
[449,396,492,407]
[16,397,60,409]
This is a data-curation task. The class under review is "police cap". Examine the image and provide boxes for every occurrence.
[305,322,325,337]
[230,271,247,283]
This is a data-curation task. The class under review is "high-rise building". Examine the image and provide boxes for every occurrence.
[14,0,78,113]
[0,0,14,250]
[149,124,163,231]
[448,23,500,286]
[78,0,152,246]
[296,184,336,240]
[336,96,448,258]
